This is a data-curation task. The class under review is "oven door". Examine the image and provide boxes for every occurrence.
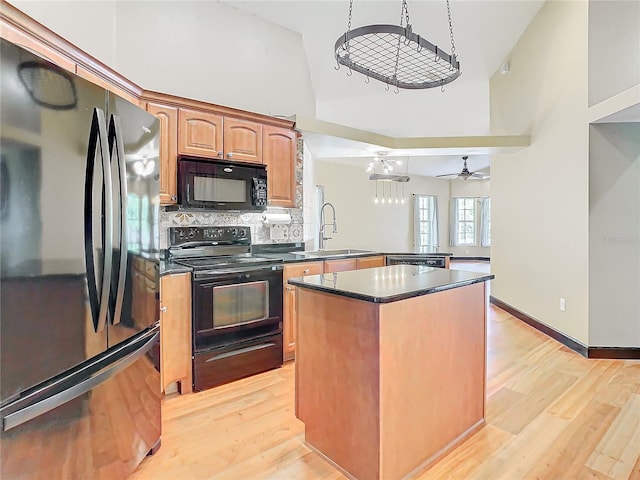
[192,267,283,351]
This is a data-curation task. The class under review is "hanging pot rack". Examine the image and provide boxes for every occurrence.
[334,0,461,90]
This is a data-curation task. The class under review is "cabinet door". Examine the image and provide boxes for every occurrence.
[356,256,385,269]
[160,273,192,394]
[147,102,178,205]
[283,285,296,362]
[224,118,262,164]
[263,125,296,207]
[324,258,357,273]
[282,261,323,361]
[178,108,223,158]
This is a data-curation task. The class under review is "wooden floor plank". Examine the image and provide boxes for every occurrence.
[586,394,640,479]
[130,296,640,480]
[525,399,621,479]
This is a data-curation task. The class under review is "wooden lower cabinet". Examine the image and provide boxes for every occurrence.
[282,261,324,361]
[324,258,357,273]
[160,273,192,394]
[356,255,385,269]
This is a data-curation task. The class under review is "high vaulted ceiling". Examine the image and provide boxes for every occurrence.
[224,0,544,176]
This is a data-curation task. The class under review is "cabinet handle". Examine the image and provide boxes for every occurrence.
[303,269,310,274]
[286,286,295,291]
[171,195,177,201]
[217,151,223,157]
[160,306,167,313]
[227,152,234,158]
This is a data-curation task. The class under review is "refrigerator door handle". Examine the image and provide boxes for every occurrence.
[108,114,128,325]
[83,107,113,333]
[3,330,158,432]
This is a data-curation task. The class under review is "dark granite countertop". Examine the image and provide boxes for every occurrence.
[288,265,494,303]
[383,252,453,257]
[159,250,455,275]
[160,260,192,276]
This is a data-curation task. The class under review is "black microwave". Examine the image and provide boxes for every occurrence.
[178,157,268,211]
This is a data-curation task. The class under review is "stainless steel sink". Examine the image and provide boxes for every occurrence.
[293,249,374,258]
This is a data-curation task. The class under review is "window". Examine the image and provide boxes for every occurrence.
[414,195,439,253]
[451,197,476,246]
[481,198,491,247]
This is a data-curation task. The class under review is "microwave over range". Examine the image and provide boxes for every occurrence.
[178,157,268,211]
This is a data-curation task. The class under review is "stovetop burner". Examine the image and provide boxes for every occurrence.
[168,226,284,275]
[174,254,281,271]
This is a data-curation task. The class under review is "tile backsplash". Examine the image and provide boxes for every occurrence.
[160,138,305,249]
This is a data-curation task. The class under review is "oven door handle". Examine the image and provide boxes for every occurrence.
[193,265,282,280]
[204,342,276,362]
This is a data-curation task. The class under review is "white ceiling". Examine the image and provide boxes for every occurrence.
[223,0,545,176]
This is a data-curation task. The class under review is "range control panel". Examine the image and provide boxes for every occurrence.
[169,226,251,246]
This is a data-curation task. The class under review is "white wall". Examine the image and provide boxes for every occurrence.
[11,0,316,119]
[314,161,450,253]
[588,0,640,107]
[489,1,590,344]
[449,179,491,258]
[589,123,640,348]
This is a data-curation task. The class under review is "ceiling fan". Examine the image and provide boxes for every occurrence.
[435,156,490,180]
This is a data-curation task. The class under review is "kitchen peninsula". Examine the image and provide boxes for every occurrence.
[289,265,494,479]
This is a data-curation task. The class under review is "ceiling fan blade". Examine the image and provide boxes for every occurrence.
[435,173,459,178]
[470,172,490,179]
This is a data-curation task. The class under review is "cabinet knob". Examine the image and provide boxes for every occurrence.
[227,152,234,158]
[171,195,177,201]
[303,269,310,274]
[160,306,167,313]
[217,151,223,157]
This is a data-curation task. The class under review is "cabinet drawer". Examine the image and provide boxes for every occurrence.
[356,256,385,269]
[144,261,158,280]
[324,258,357,273]
[193,334,283,390]
[133,257,146,273]
[283,261,324,280]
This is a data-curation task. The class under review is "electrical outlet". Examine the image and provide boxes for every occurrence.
[559,298,566,312]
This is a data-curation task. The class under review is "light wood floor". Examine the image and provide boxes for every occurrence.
[132,276,639,479]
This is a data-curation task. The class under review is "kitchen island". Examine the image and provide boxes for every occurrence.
[288,265,494,479]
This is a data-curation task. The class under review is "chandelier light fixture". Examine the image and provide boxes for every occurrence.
[334,0,461,91]
[368,152,410,205]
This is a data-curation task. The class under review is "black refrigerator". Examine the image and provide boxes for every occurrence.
[0,39,162,479]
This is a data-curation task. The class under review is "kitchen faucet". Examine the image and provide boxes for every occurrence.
[319,202,338,250]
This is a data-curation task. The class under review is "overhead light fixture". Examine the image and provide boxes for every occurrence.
[334,0,461,91]
[368,153,410,205]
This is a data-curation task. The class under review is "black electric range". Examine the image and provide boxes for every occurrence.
[168,226,284,391]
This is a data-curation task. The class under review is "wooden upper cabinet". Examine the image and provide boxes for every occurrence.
[223,118,263,164]
[146,102,178,205]
[178,108,223,159]
[263,125,296,207]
